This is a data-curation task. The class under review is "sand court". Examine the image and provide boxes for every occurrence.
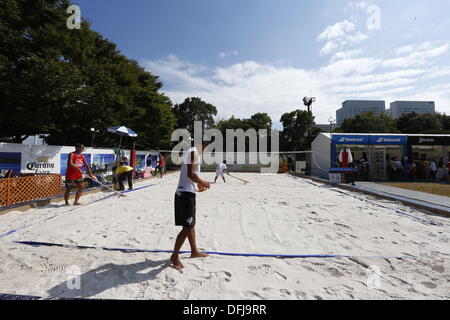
[0,173,449,299]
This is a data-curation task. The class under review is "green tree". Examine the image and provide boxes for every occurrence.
[437,113,450,133]
[0,0,176,149]
[0,0,77,143]
[214,113,274,152]
[173,97,218,134]
[335,112,399,134]
[216,116,250,132]
[397,112,445,134]
[280,110,319,151]
[248,113,272,132]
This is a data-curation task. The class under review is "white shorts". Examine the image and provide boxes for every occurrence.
[216,171,224,177]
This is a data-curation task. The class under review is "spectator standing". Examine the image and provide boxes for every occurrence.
[429,159,437,182]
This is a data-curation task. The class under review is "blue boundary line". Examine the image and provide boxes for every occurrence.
[0,293,103,300]
[14,241,417,260]
[0,293,43,300]
[0,178,174,239]
[299,178,444,227]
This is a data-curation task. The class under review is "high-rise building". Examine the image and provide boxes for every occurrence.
[389,101,435,119]
[336,100,386,125]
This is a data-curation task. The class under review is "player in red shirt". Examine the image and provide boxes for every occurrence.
[156,154,165,178]
[64,143,94,206]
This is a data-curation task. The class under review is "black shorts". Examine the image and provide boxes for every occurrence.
[65,178,84,187]
[174,192,196,227]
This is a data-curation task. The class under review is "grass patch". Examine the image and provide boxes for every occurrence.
[378,182,450,197]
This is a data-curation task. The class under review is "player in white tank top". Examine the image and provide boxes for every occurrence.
[171,142,211,270]
[176,146,201,194]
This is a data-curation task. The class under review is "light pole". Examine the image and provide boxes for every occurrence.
[303,97,316,136]
[303,97,316,114]
[90,128,96,148]
[328,117,336,133]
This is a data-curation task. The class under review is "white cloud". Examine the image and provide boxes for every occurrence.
[317,21,356,41]
[317,20,368,56]
[330,49,363,62]
[347,1,369,10]
[394,42,436,55]
[143,46,450,124]
[219,51,238,59]
[384,43,449,68]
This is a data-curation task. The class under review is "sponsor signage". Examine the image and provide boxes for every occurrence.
[369,136,407,145]
[26,156,57,174]
[0,152,22,174]
[332,135,369,145]
[408,136,450,146]
[332,135,410,145]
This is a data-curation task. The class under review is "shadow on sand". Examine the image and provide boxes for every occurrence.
[47,258,170,299]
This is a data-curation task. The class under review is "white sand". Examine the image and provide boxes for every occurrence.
[0,173,449,300]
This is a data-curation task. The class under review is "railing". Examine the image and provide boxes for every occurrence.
[0,174,62,207]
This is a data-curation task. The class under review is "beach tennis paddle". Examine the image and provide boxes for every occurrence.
[85,175,126,197]
[227,173,250,184]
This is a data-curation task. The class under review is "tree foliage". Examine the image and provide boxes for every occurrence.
[173,97,218,134]
[280,110,321,151]
[335,112,399,134]
[397,112,449,134]
[214,113,274,151]
[0,0,176,149]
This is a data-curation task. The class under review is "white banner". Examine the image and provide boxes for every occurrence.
[0,143,158,176]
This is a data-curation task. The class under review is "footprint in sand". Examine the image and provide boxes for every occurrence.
[334,223,351,230]
[183,271,232,290]
[247,264,287,280]
[295,290,308,300]
[327,267,345,278]
[38,261,68,275]
[421,281,438,289]
[247,264,272,273]
[244,290,264,299]
[262,287,292,299]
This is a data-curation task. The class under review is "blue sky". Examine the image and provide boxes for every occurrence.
[74,0,450,126]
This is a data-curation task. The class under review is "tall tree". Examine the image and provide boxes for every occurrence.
[0,0,76,143]
[248,113,273,132]
[173,97,218,134]
[280,110,319,151]
[0,0,176,149]
[214,113,274,152]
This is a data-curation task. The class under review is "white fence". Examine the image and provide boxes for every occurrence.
[0,143,159,176]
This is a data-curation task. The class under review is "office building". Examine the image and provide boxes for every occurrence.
[336,100,386,125]
[389,101,435,119]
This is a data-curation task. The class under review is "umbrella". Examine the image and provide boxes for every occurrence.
[107,126,137,148]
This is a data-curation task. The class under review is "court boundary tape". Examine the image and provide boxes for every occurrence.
[0,177,176,239]
[294,176,444,227]
[0,293,98,300]
[13,240,417,260]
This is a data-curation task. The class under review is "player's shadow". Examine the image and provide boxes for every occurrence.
[46,258,169,299]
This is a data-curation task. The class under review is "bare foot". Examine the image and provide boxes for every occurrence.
[73,202,82,206]
[170,254,184,270]
[191,252,209,258]
[65,202,70,206]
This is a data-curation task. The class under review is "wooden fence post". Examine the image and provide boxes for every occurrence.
[6,178,10,206]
